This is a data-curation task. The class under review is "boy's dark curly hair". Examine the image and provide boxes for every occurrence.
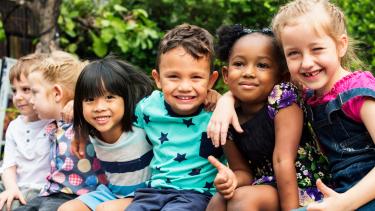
[156,23,214,71]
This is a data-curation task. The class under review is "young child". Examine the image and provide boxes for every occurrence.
[13,51,106,211]
[271,0,375,210]
[58,57,154,211]
[0,53,51,211]
[123,23,225,211]
[205,24,329,211]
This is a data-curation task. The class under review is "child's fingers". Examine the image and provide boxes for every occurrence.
[316,179,337,198]
[220,123,228,146]
[212,123,222,147]
[207,122,219,147]
[18,193,27,205]
[0,197,6,210]
[231,114,243,133]
[79,141,87,158]
[208,156,226,171]
[6,197,13,211]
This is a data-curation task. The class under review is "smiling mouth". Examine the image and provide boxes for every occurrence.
[94,116,110,124]
[175,96,195,100]
[302,69,322,77]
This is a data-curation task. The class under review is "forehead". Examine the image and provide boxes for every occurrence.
[159,47,210,74]
[231,34,275,58]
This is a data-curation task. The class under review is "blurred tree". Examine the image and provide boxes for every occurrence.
[10,0,62,53]
[58,0,161,72]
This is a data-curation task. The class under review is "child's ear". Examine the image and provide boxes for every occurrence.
[208,70,219,89]
[151,69,162,89]
[337,34,348,58]
[222,66,229,84]
[53,84,64,103]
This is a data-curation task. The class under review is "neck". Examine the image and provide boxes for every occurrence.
[238,101,265,124]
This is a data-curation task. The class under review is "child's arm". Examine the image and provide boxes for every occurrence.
[204,89,221,112]
[273,103,302,210]
[207,91,243,147]
[308,98,375,211]
[208,140,252,199]
[0,166,27,210]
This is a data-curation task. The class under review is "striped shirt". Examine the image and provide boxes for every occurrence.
[90,126,152,197]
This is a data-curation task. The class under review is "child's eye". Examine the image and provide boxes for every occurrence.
[22,87,31,93]
[106,95,115,100]
[257,63,270,69]
[313,47,324,51]
[287,51,299,57]
[232,61,244,67]
[11,88,16,93]
[84,98,94,102]
[167,75,178,79]
[192,75,203,79]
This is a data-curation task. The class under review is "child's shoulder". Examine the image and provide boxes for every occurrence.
[267,82,302,119]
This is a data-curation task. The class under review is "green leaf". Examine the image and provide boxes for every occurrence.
[90,31,107,57]
[100,28,114,43]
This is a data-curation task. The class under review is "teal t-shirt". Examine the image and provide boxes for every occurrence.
[134,90,225,195]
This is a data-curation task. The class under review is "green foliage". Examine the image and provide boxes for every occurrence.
[335,0,375,70]
[58,0,375,91]
[58,0,161,72]
[0,19,5,42]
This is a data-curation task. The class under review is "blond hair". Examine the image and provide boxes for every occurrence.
[271,0,363,70]
[9,53,48,83]
[33,51,87,104]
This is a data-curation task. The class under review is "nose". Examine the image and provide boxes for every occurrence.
[242,66,255,78]
[178,79,193,92]
[301,53,314,70]
[93,98,107,112]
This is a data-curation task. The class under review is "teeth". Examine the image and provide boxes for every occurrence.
[304,70,320,77]
[95,116,109,121]
[177,96,193,100]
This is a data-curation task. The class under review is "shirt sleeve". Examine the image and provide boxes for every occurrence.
[2,122,19,170]
[267,82,301,119]
[133,99,145,129]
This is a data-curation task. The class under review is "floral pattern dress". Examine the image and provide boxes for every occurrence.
[229,82,330,206]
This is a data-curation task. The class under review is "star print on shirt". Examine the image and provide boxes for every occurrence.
[182,118,195,128]
[188,168,201,176]
[166,178,172,183]
[158,132,169,144]
[132,115,138,124]
[174,153,187,162]
[143,114,150,124]
[204,182,214,190]
[155,166,161,171]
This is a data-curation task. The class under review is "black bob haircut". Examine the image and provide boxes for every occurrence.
[73,57,154,140]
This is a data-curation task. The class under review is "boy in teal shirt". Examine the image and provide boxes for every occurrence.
[126,24,225,211]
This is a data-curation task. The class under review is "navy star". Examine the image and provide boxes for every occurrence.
[188,168,201,176]
[132,115,138,124]
[204,182,214,190]
[174,153,187,162]
[158,132,169,144]
[182,118,195,128]
[166,178,172,183]
[143,114,150,124]
[155,166,161,171]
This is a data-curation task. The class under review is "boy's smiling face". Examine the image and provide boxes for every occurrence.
[152,47,218,116]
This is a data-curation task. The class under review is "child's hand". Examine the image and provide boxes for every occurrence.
[307,179,347,211]
[71,137,87,159]
[0,188,26,211]
[204,89,221,112]
[208,156,238,199]
[61,100,74,123]
[207,92,243,147]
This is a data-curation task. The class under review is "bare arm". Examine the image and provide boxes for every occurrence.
[225,140,253,188]
[273,103,301,211]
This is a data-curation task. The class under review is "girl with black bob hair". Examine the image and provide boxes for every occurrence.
[60,57,154,211]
